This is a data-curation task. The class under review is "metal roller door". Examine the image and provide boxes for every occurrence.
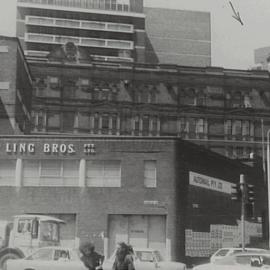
[108,215,166,257]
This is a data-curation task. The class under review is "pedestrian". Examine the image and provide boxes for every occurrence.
[112,242,135,270]
[79,241,104,270]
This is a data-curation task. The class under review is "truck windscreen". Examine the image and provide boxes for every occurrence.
[40,222,59,242]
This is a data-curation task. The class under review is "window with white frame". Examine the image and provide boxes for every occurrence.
[225,120,232,135]
[232,120,242,136]
[23,159,79,186]
[0,160,16,186]
[86,160,121,187]
[144,160,156,188]
[196,118,204,134]
[242,120,250,136]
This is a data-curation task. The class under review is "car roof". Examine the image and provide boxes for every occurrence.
[233,251,270,256]
[218,247,266,251]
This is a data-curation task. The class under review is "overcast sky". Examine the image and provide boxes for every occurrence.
[1,0,270,69]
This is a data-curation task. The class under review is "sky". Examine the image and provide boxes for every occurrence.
[1,0,270,69]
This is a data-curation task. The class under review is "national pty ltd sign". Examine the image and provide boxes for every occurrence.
[189,171,232,194]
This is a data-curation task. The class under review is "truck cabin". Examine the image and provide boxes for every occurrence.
[12,215,64,248]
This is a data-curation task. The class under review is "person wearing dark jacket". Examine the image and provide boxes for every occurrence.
[79,241,104,270]
[112,242,135,270]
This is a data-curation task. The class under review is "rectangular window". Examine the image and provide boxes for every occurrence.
[111,114,117,135]
[47,112,60,130]
[179,118,187,133]
[86,160,121,187]
[160,116,177,136]
[120,115,131,135]
[0,160,16,186]
[134,115,140,136]
[242,120,250,136]
[62,112,75,132]
[151,116,158,136]
[225,120,232,135]
[142,115,149,136]
[233,120,242,136]
[144,161,156,188]
[102,114,109,134]
[196,119,204,134]
[78,113,90,131]
[23,160,79,186]
[94,113,99,133]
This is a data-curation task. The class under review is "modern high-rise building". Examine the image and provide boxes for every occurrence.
[17,0,146,63]
[253,46,270,71]
[16,0,211,67]
[144,7,211,67]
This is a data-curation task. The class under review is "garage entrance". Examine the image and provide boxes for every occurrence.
[108,215,166,257]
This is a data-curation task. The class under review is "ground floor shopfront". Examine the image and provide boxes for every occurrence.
[0,136,265,263]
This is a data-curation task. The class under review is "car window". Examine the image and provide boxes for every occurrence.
[215,249,230,257]
[54,249,70,261]
[27,248,54,261]
[232,249,243,254]
[236,255,259,265]
[136,251,155,262]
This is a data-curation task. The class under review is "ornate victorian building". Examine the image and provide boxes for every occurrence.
[27,43,270,160]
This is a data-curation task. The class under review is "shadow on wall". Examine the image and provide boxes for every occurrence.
[144,34,159,64]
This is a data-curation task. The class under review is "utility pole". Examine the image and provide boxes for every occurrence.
[231,174,255,250]
[240,174,246,251]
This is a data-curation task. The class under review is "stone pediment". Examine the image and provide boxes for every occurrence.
[47,42,91,63]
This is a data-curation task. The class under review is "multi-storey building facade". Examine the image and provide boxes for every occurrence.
[0,36,267,263]
[0,36,33,134]
[254,46,270,71]
[0,135,264,263]
[16,0,211,67]
[17,0,146,63]
[144,7,211,67]
[26,45,270,160]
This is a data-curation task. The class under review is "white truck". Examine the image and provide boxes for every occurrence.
[0,214,64,269]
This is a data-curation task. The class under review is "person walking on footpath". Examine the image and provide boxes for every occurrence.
[79,241,104,270]
[112,242,135,270]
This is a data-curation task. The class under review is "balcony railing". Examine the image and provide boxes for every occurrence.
[25,33,134,50]
[25,15,134,33]
[92,55,133,62]
[17,0,142,14]
[24,50,134,62]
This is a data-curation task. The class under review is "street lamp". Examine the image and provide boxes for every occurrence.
[266,129,270,248]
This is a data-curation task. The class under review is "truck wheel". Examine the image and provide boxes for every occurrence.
[0,253,20,270]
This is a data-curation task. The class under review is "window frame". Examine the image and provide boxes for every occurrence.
[86,160,121,187]
[144,160,157,188]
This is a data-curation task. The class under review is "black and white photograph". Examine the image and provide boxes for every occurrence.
[0,0,270,269]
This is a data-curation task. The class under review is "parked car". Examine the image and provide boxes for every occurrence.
[102,247,186,270]
[6,246,88,270]
[193,252,270,270]
[210,247,268,263]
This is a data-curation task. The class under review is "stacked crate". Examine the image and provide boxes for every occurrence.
[185,229,211,257]
[185,221,263,257]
